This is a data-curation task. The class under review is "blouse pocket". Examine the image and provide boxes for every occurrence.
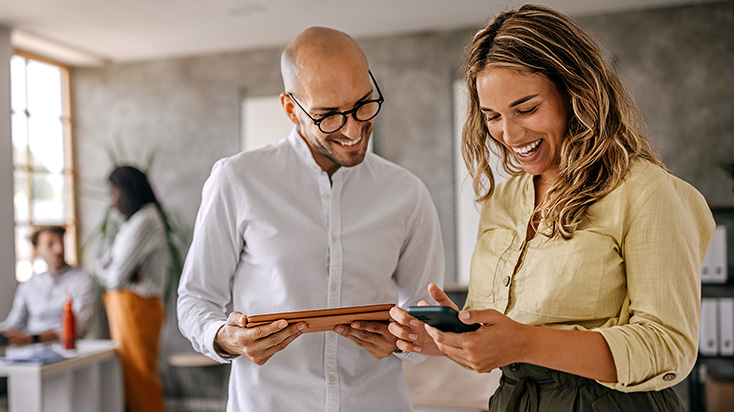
[515,230,624,320]
[466,228,517,304]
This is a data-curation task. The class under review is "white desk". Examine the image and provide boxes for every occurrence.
[0,340,123,412]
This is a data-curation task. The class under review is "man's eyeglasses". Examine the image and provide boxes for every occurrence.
[287,71,384,134]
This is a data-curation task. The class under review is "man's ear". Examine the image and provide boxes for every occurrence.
[280,93,300,125]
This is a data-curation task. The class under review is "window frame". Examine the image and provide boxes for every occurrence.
[11,49,79,280]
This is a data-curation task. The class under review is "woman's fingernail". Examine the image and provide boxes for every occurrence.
[410,320,420,327]
[297,323,307,332]
[460,311,470,319]
[409,334,418,340]
[413,346,422,353]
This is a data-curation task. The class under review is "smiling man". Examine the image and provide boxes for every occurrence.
[177,27,445,411]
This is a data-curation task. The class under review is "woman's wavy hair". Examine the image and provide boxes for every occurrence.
[462,4,665,239]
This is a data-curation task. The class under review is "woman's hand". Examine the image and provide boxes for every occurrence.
[425,308,529,373]
[388,283,458,356]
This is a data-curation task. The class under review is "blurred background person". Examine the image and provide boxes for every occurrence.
[0,225,97,346]
[95,165,172,412]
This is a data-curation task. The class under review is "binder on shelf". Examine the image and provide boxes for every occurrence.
[701,225,727,283]
[700,298,718,356]
[719,297,734,356]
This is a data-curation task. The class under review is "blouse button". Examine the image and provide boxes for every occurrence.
[663,373,676,381]
[323,193,330,199]
[503,276,511,287]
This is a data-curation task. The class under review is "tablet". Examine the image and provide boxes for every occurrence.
[245,303,395,333]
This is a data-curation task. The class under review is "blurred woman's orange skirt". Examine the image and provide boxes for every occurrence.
[104,290,165,412]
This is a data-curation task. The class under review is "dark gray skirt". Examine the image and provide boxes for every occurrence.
[488,363,685,412]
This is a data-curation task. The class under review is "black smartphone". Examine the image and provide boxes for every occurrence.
[406,306,480,333]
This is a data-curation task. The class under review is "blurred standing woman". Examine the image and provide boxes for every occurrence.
[390,5,715,411]
[96,165,170,412]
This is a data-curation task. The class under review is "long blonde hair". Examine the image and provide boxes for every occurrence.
[462,4,665,239]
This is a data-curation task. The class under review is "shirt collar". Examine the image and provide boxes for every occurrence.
[288,127,322,174]
[286,127,352,179]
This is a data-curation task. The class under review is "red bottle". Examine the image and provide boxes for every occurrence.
[62,299,76,350]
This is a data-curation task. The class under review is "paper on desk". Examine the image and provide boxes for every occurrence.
[3,343,66,363]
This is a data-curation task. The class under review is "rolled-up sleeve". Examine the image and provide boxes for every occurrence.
[596,177,715,391]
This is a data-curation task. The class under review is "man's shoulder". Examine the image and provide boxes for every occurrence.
[212,139,294,177]
[361,153,424,186]
[63,266,95,282]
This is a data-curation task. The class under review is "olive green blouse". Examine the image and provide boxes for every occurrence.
[465,159,715,392]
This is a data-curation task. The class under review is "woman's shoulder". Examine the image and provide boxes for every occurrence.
[622,159,704,201]
[127,204,165,231]
[605,159,709,216]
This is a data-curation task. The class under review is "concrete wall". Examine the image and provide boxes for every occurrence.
[70,0,734,399]
[0,26,17,318]
[578,2,734,206]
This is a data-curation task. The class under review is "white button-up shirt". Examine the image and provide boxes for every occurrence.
[178,129,445,412]
[0,265,98,336]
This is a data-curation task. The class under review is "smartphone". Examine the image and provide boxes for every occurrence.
[406,306,480,333]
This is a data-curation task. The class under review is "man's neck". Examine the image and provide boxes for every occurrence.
[48,263,70,276]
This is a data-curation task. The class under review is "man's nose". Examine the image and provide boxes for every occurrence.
[341,115,362,139]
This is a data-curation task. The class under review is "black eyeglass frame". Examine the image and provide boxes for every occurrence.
[286,70,384,134]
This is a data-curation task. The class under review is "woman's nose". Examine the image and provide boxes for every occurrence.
[499,118,525,144]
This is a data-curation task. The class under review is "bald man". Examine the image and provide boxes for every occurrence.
[178,27,444,411]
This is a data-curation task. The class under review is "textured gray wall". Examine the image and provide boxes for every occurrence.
[71,1,734,399]
[578,2,734,206]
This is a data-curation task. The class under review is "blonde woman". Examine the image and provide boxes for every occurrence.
[390,5,714,411]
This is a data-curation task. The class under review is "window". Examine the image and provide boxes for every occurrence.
[10,52,77,282]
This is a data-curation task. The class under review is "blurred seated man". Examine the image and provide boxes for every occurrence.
[0,226,97,346]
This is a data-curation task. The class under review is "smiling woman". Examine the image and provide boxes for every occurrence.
[10,52,77,283]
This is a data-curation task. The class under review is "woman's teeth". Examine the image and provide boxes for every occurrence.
[513,139,541,157]
[338,136,362,147]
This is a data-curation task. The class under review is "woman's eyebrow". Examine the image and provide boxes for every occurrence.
[481,93,540,113]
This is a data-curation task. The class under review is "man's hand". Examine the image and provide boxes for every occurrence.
[334,320,398,359]
[214,311,308,365]
[2,330,32,346]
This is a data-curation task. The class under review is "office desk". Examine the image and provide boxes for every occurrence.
[0,340,122,412]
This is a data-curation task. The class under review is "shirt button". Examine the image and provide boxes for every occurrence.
[331,283,337,291]
[329,332,336,338]
[329,375,336,383]
[323,193,330,199]
[331,236,337,242]
[663,373,676,381]
[503,276,511,287]
[312,165,319,171]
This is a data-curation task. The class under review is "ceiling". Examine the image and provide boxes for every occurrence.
[0,0,727,66]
